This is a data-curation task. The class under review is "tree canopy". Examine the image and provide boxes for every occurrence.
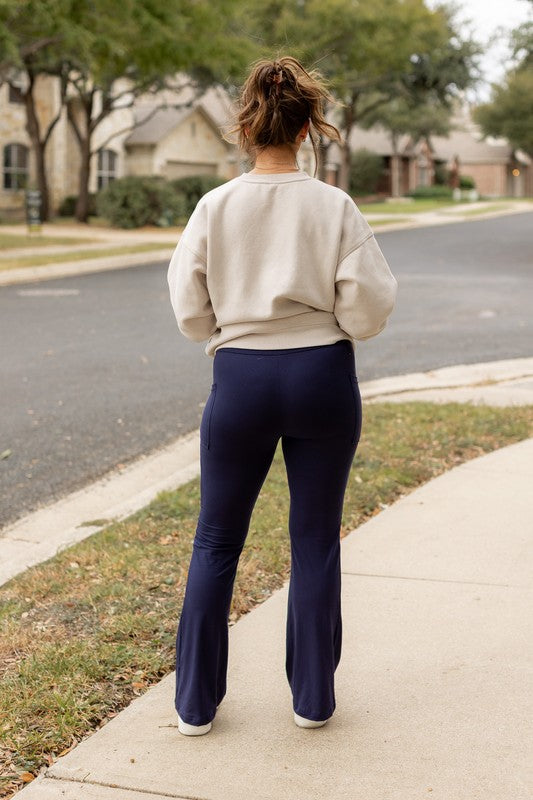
[473,12,533,157]
[237,0,481,187]
[0,0,255,218]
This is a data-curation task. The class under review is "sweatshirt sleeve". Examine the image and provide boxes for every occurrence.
[167,201,218,343]
[334,202,398,341]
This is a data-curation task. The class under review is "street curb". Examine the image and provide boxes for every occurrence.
[0,431,199,588]
[360,357,533,400]
[1,357,532,589]
[1,203,531,286]
[364,202,533,233]
[0,248,173,286]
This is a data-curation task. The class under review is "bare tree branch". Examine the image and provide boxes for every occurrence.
[0,36,63,80]
[66,100,84,147]
[90,100,193,154]
[88,78,205,154]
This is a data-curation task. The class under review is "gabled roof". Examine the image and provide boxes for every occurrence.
[349,126,413,156]
[125,81,237,147]
[431,126,513,164]
[125,103,225,146]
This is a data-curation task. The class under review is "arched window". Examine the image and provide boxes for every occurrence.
[97,149,117,190]
[3,143,29,190]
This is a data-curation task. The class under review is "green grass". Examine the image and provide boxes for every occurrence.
[0,233,97,249]
[0,401,532,796]
[444,203,512,217]
[358,198,456,214]
[46,216,187,233]
[0,242,176,271]
[367,217,411,226]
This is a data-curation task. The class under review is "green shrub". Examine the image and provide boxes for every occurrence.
[95,176,187,228]
[170,174,227,217]
[433,163,448,186]
[459,175,476,189]
[349,149,385,196]
[406,185,453,199]
[58,194,98,217]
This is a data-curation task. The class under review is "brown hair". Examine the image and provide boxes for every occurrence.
[226,55,343,178]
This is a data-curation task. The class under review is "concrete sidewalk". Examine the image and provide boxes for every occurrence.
[14,375,533,799]
[16,437,533,800]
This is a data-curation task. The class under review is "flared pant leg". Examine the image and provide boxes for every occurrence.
[175,352,281,727]
[282,432,358,721]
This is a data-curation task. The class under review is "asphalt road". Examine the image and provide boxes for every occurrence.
[1,211,532,529]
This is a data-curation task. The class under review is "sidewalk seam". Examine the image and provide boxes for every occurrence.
[43,772,212,800]
[341,570,514,588]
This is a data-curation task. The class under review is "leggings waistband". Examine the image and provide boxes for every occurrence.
[215,340,352,357]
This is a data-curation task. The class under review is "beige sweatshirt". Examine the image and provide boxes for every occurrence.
[167,170,397,357]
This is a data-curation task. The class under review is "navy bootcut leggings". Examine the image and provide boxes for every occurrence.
[175,339,362,726]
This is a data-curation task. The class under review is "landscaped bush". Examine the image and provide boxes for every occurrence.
[406,185,453,199]
[58,193,98,217]
[459,175,476,189]
[95,176,187,228]
[433,163,448,185]
[170,174,227,217]
[349,148,385,196]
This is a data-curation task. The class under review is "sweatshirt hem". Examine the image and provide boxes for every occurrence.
[207,323,351,357]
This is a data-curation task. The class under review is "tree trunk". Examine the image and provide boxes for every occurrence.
[69,93,94,223]
[23,76,50,221]
[317,136,330,181]
[337,143,349,193]
[75,136,92,223]
[337,101,354,194]
[390,133,401,198]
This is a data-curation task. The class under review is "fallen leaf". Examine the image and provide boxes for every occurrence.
[20,772,35,783]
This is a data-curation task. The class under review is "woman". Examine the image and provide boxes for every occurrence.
[167,56,397,736]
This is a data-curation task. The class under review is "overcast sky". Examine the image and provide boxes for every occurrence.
[426,0,532,101]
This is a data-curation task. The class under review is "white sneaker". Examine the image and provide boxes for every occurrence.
[294,712,329,728]
[177,714,212,736]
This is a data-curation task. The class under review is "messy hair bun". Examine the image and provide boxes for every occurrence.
[227,55,342,177]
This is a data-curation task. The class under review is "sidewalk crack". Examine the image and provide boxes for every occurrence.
[341,570,513,587]
[46,773,215,800]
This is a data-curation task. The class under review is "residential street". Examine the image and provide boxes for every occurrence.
[1,211,532,529]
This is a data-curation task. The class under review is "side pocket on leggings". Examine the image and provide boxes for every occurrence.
[348,374,362,445]
[200,383,217,450]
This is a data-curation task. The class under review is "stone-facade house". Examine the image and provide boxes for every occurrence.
[1,75,530,221]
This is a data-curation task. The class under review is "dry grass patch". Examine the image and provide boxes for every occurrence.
[0,243,175,271]
[0,234,97,250]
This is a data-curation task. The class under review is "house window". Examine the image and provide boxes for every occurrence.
[417,157,429,188]
[8,83,25,104]
[97,149,117,190]
[3,143,29,190]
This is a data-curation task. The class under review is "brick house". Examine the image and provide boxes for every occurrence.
[324,103,532,198]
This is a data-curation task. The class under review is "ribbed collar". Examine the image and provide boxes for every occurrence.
[238,170,311,183]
